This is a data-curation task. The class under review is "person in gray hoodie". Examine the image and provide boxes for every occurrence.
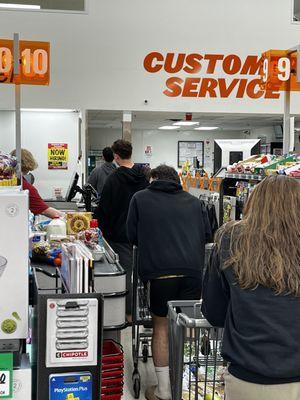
[88,147,116,197]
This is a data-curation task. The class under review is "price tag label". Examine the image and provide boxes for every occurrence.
[0,354,13,399]
[0,371,10,397]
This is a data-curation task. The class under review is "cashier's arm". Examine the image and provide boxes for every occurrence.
[42,207,64,219]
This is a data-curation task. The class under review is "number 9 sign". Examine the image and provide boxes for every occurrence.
[260,49,300,92]
[0,39,50,85]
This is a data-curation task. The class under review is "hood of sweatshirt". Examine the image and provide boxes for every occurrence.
[148,180,183,193]
[116,164,149,185]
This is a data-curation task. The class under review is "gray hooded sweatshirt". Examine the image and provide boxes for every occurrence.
[88,162,116,197]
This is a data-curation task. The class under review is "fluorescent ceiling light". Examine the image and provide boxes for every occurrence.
[159,126,178,130]
[21,108,77,113]
[0,3,41,9]
[173,121,199,126]
[194,127,219,131]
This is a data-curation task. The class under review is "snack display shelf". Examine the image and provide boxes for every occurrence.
[225,172,300,180]
[225,173,264,181]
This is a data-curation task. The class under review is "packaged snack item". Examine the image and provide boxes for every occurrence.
[0,152,18,187]
[32,240,51,257]
[78,219,105,261]
[66,212,92,235]
[47,217,67,240]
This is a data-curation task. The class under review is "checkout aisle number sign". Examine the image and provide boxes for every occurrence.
[260,50,300,92]
[0,39,50,85]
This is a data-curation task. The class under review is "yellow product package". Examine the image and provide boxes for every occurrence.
[66,212,92,235]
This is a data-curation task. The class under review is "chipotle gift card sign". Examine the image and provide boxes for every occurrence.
[46,299,98,368]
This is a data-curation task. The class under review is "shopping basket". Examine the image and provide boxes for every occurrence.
[101,340,124,400]
[168,300,225,400]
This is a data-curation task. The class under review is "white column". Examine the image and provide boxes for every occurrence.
[122,111,132,142]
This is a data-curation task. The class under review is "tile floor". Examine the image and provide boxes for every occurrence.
[122,328,157,400]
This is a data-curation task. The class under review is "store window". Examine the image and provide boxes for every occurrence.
[0,0,85,12]
[293,0,300,21]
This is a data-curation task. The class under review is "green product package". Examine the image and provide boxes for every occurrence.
[0,353,13,398]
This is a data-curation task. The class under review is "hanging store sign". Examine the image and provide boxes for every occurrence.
[143,51,299,99]
[260,49,300,92]
[0,39,50,85]
[48,143,68,170]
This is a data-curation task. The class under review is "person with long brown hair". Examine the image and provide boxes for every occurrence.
[202,175,300,400]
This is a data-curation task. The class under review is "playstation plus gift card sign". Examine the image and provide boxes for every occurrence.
[49,372,92,400]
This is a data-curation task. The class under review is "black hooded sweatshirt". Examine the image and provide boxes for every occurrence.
[126,180,212,281]
[97,164,149,243]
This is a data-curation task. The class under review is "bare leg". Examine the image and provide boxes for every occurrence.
[152,314,169,367]
[148,314,171,399]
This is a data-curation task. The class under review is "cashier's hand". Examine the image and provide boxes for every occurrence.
[43,207,64,219]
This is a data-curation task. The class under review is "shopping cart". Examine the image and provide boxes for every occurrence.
[131,245,153,399]
[168,300,226,400]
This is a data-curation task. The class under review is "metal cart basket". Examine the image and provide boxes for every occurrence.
[168,300,225,400]
[132,245,153,398]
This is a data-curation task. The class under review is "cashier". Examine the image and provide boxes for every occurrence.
[11,149,62,218]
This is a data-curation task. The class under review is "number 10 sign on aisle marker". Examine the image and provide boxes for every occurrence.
[0,39,50,85]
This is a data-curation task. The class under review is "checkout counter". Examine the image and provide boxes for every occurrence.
[33,173,127,346]
[32,240,127,335]
[46,171,98,212]
[30,240,127,398]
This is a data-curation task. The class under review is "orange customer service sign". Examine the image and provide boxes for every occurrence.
[143,51,300,99]
[0,39,50,85]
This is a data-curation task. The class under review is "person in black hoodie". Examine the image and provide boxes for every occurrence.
[127,165,211,400]
[202,175,300,400]
[97,140,148,315]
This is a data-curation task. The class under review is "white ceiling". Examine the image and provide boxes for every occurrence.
[87,110,285,132]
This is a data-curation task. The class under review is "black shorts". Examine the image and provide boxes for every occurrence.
[149,277,202,317]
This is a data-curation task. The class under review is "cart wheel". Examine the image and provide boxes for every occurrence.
[133,374,141,399]
[142,344,149,363]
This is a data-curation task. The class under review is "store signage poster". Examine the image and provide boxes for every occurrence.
[48,143,69,170]
[144,145,153,157]
[0,353,13,398]
[178,141,204,167]
[143,51,300,99]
